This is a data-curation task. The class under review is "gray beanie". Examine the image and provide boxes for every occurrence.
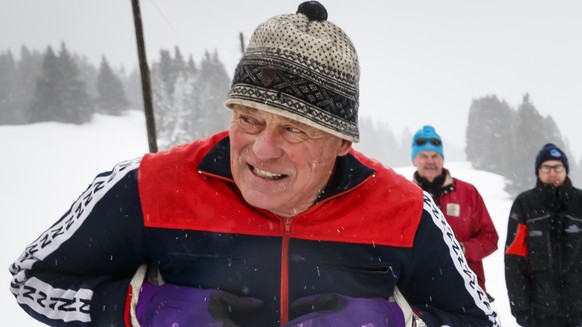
[224,1,360,142]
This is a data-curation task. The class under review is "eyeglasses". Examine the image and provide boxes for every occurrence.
[414,138,442,146]
[539,164,565,173]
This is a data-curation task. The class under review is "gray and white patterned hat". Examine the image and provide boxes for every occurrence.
[224,1,360,142]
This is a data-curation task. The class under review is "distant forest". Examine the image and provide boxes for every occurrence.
[0,43,231,150]
[1,43,578,195]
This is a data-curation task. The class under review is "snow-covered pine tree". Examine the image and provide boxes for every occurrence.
[0,50,18,124]
[465,95,515,177]
[30,43,93,124]
[192,50,231,138]
[96,56,129,115]
[506,94,555,195]
[353,116,402,166]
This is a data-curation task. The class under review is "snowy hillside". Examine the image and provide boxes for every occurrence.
[1,112,519,326]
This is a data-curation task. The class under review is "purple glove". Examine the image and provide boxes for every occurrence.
[136,282,263,327]
[282,293,405,327]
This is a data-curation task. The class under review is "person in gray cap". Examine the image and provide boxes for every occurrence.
[505,143,582,327]
[9,2,497,326]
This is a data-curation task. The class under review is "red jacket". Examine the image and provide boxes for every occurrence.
[9,133,497,326]
[415,171,499,292]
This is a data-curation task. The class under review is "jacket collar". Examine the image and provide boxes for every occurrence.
[413,168,455,197]
[535,177,574,211]
[197,136,375,203]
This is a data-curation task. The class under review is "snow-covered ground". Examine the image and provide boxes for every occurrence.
[1,112,519,326]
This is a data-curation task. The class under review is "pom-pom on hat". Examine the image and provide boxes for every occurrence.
[534,143,569,175]
[224,1,360,142]
[411,125,444,161]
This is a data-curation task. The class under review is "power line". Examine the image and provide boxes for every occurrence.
[146,0,195,55]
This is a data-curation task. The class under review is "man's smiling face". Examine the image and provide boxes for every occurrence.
[229,105,351,217]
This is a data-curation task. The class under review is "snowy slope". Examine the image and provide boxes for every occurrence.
[1,113,519,326]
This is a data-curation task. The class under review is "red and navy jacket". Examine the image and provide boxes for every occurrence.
[10,131,497,326]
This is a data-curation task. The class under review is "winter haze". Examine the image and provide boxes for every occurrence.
[1,1,581,325]
[1,0,582,160]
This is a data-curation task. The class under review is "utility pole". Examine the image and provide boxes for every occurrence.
[239,32,245,56]
[131,0,158,153]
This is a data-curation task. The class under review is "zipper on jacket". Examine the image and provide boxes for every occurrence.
[280,217,292,324]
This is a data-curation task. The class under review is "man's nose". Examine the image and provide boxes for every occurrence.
[252,127,284,160]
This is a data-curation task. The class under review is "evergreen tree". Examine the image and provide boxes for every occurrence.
[186,55,197,76]
[505,94,550,195]
[0,47,44,124]
[96,56,128,115]
[122,68,143,110]
[542,115,565,146]
[171,46,186,80]
[0,50,18,124]
[465,95,515,176]
[464,93,575,196]
[16,46,43,123]
[354,116,401,166]
[151,49,232,149]
[157,49,173,97]
[151,64,175,149]
[56,43,93,123]
[30,43,93,124]
[541,115,578,182]
[72,54,97,98]
[166,71,197,147]
[191,50,231,136]
[157,48,185,97]
[29,46,60,123]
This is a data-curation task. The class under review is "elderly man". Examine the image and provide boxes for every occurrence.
[505,143,582,327]
[10,3,497,326]
[410,125,499,296]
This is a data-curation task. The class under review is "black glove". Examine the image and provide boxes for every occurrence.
[515,309,536,327]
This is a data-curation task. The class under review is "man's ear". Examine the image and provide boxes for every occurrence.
[337,140,352,157]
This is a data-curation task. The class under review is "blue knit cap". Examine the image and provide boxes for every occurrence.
[411,125,444,161]
[534,143,569,175]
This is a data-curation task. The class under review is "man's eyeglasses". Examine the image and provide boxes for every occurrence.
[539,164,565,173]
[414,138,442,146]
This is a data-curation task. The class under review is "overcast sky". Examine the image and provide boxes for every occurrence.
[2,0,581,160]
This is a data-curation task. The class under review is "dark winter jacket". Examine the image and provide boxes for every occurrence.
[505,178,582,324]
[414,169,499,293]
[10,131,497,326]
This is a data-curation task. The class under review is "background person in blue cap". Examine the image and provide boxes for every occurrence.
[505,143,582,327]
[410,125,499,297]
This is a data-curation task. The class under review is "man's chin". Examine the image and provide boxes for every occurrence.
[420,171,439,179]
[241,189,284,209]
